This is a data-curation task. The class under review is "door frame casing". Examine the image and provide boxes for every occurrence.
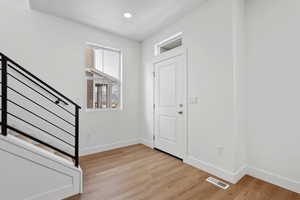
[152,47,188,160]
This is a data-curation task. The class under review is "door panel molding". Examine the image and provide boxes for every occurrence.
[153,47,188,159]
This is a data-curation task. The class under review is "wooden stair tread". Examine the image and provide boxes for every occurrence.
[15,135,34,144]
[14,134,73,163]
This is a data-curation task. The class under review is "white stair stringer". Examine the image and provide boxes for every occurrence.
[0,134,82,200]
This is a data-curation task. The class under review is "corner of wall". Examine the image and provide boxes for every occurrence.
[140,138,154,149]
[184,155,247,184]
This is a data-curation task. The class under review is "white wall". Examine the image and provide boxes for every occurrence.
[142,0,299,191]
[141,0,246,182]
[0,0,141,155]
[246,0,300,192]
[0,134,82,200]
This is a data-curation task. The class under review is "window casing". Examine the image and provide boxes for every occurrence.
[155,32,183,56]
[86,44,122,110]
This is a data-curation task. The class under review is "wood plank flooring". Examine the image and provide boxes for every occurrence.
[65,144,300,200]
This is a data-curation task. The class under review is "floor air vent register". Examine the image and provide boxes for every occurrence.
[206,177,230,190]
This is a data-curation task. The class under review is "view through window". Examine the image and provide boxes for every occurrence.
[85,44,122,110]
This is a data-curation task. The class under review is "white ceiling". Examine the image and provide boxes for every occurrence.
[29,0,206,41]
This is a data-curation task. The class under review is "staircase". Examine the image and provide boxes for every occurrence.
[0,52,82,200]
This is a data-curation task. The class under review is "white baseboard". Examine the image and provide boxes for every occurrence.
[80,139,140,156]
[247,166,300,194]
[233,165,248,184]
[184,155,300,194]
[81,141,300,194]
[140,138,154,149]
[184,155,247,184]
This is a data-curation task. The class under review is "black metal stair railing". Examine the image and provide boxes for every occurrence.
[0,52,81,167]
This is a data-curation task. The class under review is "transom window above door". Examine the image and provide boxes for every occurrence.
[85,44,122,111]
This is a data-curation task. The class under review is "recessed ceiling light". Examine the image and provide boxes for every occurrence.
[123,12,132,19]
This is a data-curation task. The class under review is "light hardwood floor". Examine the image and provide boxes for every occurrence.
[65,144,300,200]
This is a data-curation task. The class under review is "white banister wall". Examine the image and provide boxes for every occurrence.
[0,134,82,200]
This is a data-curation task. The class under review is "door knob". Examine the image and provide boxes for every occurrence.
[178,111,183,115]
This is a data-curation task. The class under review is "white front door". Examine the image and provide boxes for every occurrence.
[154,52,187,159]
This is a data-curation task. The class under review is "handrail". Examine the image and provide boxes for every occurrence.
[8,64,69,106]
[0,52,80,167]
[5,86,75,127]
[0,52,81,109]
[6,71,75,116]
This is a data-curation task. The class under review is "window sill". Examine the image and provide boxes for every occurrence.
[86,108,122,112]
